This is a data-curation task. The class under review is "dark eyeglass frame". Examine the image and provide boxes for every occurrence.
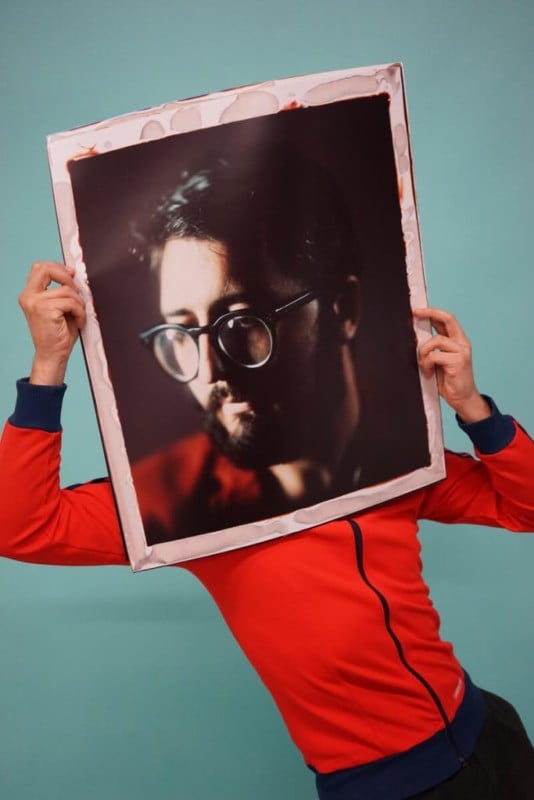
[139,289,316,383]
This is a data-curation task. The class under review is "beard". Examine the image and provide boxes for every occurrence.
[202,383,296,469]
[199,335,348,471]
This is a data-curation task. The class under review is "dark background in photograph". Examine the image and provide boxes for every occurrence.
[68,94,430,535]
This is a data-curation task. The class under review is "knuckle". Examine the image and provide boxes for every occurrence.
[24,296,38,314]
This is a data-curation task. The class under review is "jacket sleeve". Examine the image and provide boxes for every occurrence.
[420,398,534,531]
[0,380,128,566]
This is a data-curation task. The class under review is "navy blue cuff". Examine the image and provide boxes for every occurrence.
[8,378,66,433]
[456,395,515,455]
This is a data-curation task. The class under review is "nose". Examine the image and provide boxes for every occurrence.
[196,332,226,384]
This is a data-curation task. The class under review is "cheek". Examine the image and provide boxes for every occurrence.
[276,312,320,369]
[188,379,211,410]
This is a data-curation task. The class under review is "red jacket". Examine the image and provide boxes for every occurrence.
[1,381,533,799]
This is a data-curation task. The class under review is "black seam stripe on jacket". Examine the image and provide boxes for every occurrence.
[347,518,467,767]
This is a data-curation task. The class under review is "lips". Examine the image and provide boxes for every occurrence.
[221,399,254,416]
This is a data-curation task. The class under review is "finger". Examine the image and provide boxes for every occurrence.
[418,334,466,359]
[22,292,87,330]
[39,292,86,323]
[25,262,77,293]
[36,295,87,325]
[25,261,75,292]
[20,285,85,316]
[414,308,468,343]
[30,285,84,303]
[419,350,464,372]
[413,307,448,339]
[413,307,469,344]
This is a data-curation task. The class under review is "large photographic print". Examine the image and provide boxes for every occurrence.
[48,64,445,569]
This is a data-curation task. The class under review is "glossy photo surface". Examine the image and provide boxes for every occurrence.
[48,65,443,568]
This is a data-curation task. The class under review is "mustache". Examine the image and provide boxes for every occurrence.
[207,382,247,411]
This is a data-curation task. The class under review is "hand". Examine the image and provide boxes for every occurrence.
[19,261,86,386]
[413,307,491,423]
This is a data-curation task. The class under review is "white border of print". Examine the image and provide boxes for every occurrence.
[47,63,444,571]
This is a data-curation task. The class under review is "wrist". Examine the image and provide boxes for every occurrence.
[454,391,492,424]
[30,355,68,386]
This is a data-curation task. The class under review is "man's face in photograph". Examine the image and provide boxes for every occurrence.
[158,235,351,470]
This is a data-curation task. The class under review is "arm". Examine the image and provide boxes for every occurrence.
[413,307,534,530]
[0,262,128,566]
[420,403,534,530]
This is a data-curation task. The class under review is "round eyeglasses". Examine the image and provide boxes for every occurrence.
[139,290,316,383]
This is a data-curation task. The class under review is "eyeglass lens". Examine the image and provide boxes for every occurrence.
[219,316,272,366]
[153,314,274,381]
[154,328,198,382]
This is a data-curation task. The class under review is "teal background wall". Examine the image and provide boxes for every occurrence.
[1,1,533,797]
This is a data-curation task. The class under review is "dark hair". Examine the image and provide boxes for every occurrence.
[145,146,360,293]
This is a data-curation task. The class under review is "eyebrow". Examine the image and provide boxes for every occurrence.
[164,291,273,321]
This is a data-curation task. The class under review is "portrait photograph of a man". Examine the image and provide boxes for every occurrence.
[52,69,441,566]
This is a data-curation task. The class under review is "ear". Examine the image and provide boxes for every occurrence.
[332,275,359,342]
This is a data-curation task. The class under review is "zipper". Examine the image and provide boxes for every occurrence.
[348,518,467,767]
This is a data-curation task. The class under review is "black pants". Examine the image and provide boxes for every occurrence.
[411,690,534,799]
